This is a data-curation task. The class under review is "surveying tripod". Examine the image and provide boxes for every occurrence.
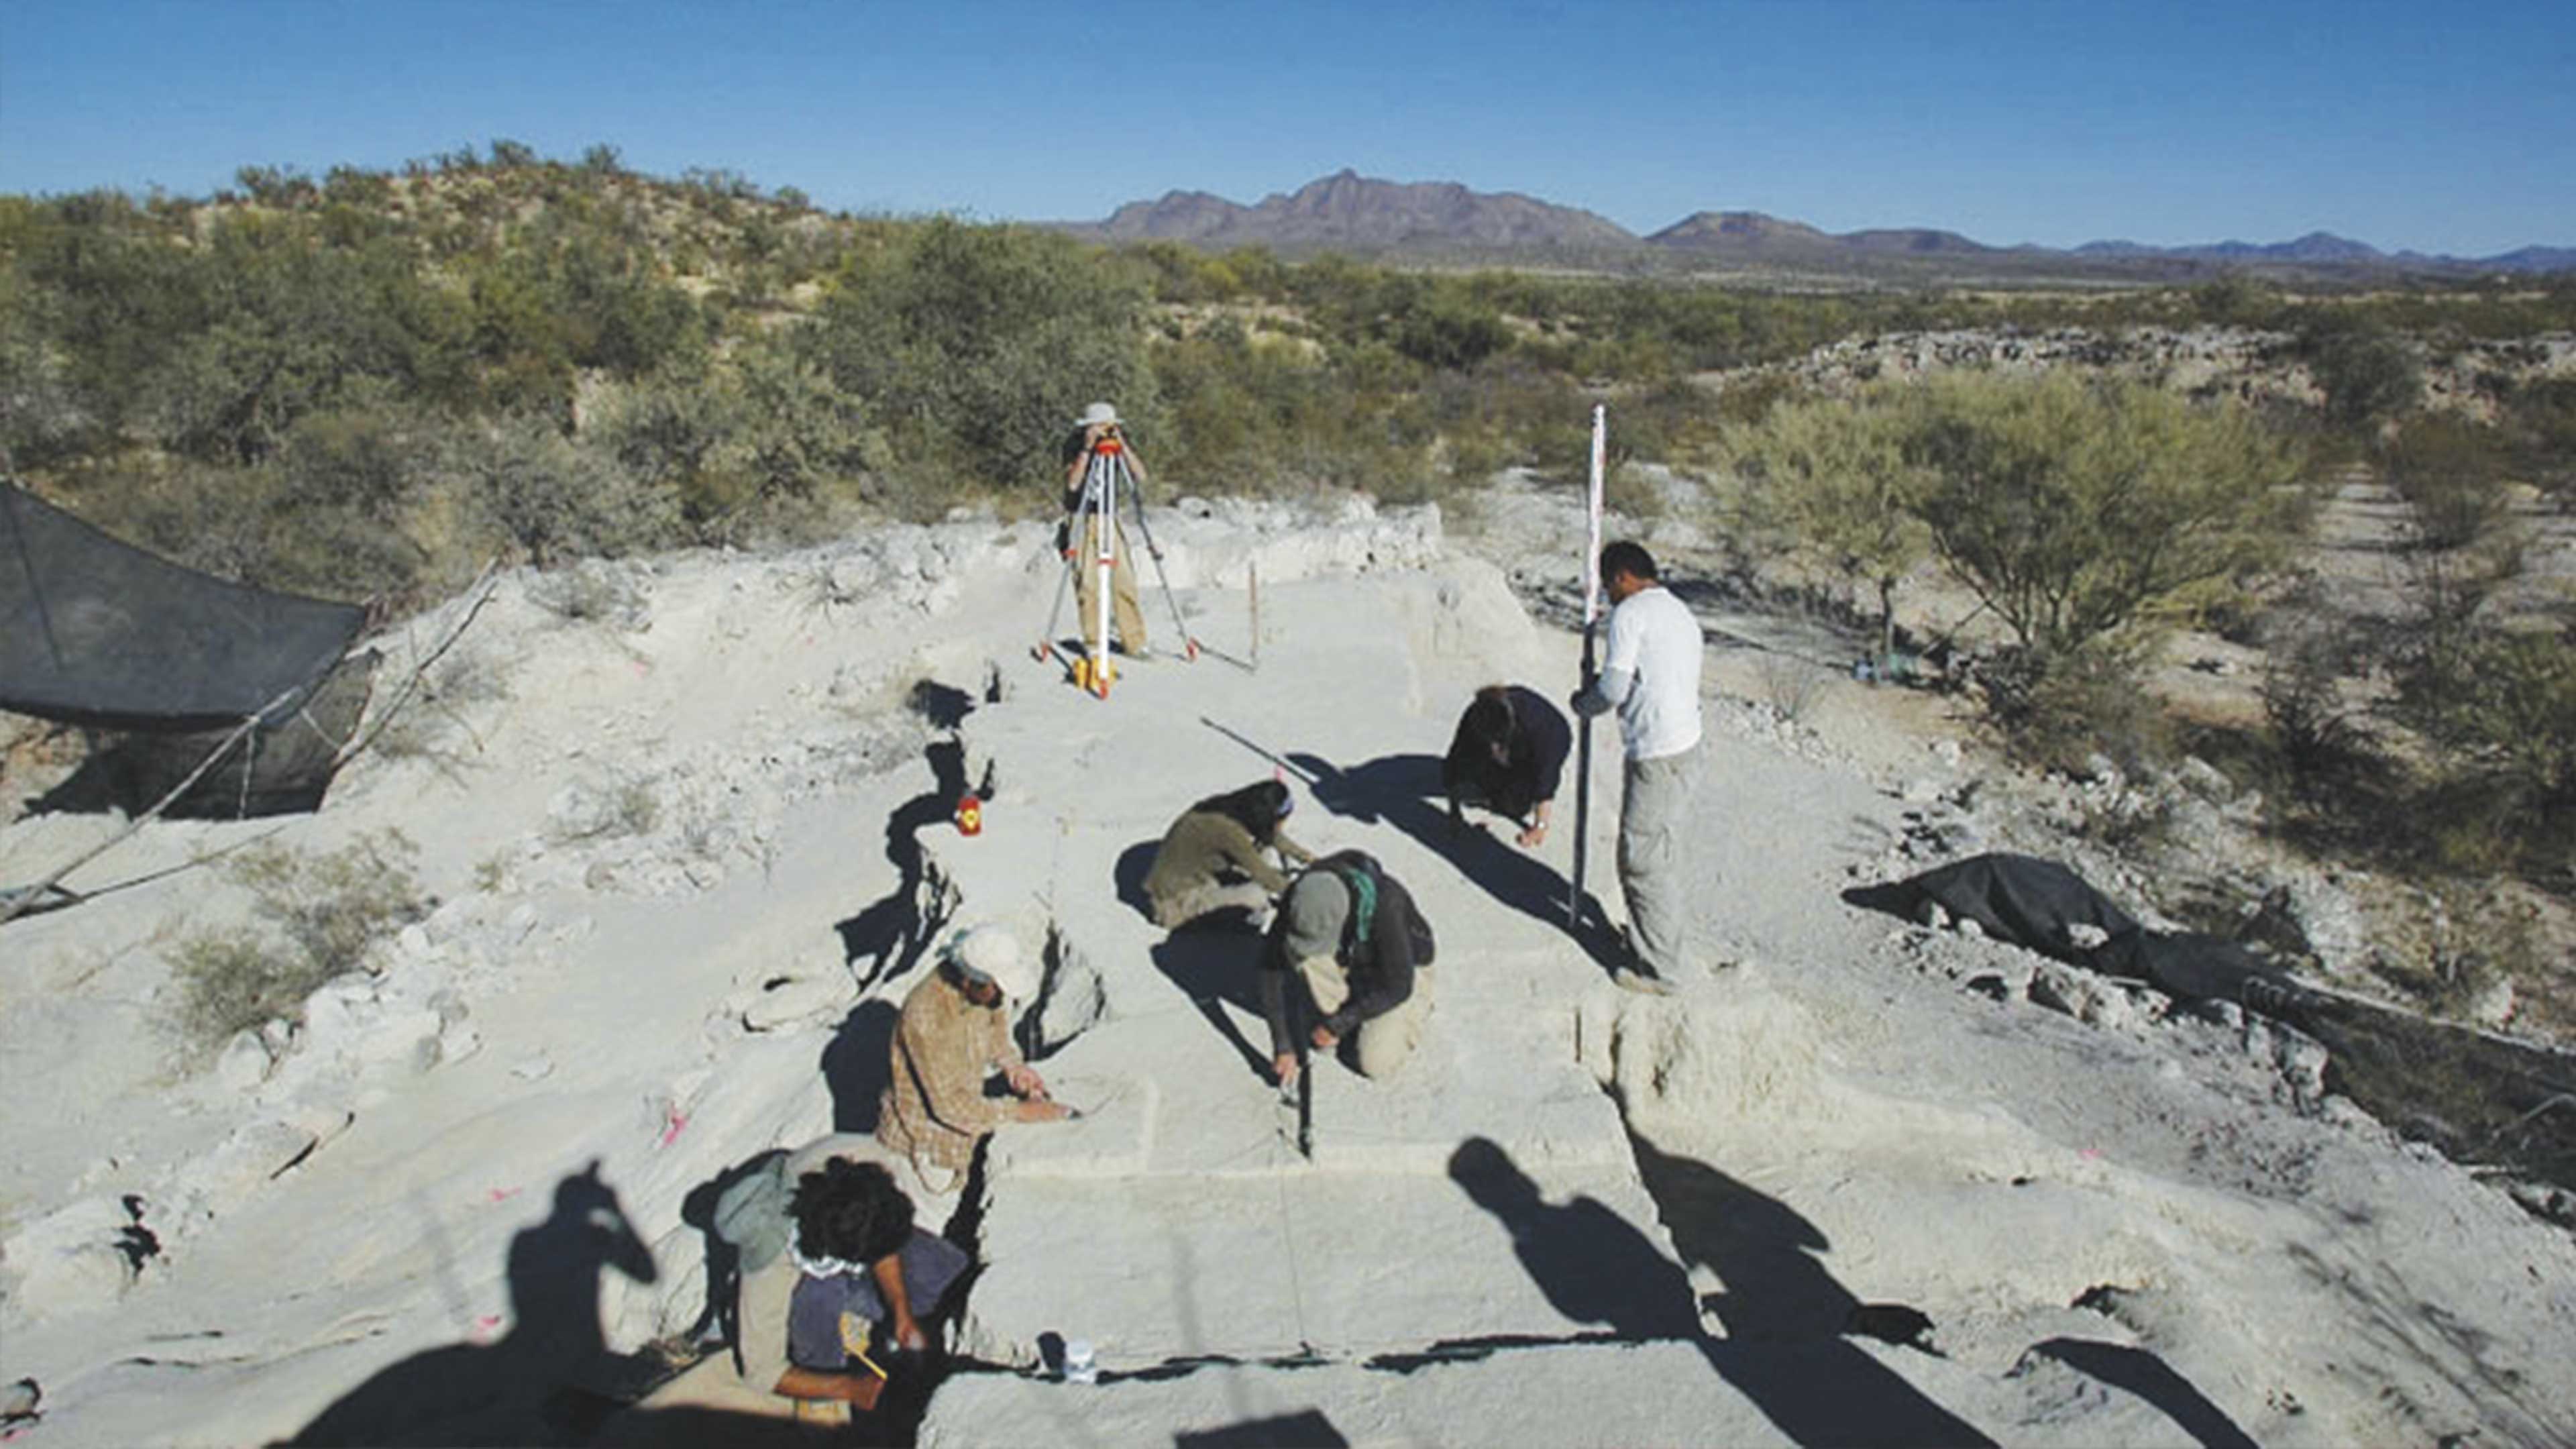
[1035,430,1196,697]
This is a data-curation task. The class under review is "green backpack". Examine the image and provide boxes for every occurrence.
[1316,851,1434,969]
[710,1150,796,1273]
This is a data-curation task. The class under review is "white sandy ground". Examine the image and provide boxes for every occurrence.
[0,489,2571,1448]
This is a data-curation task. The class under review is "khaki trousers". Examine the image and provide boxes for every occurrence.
[1619,742,1702,978]
[1298,957,1433,1079]
[1150,878,1274,930]
[1073,516,1148,655]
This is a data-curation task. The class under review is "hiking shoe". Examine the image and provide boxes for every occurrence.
[1612,967,1675,996]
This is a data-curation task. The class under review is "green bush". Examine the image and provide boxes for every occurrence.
[453,412,679,566]
[2382,413,2513,551]
[804,219,1152,496]
[1978,638,2171,774]
[1726,390,1930,664]
[2293,312,2421,431]
[1899,372,2312,661]
[2500,376,2576,502]
[169,928,315,1055]
[2412,625,2576,847]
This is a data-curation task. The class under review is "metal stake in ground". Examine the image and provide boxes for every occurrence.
[1570,405,1606,932]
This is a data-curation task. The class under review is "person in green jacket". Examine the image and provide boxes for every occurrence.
[1142,780,1313,930]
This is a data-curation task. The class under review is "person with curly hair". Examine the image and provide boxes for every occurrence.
[775,1158,969,1411]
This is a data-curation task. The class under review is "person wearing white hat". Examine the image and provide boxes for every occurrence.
[876,926,1067,1188]
[1061,402,1151,661]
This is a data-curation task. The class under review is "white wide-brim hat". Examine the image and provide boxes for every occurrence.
[1076,402,1121,428]
[953,925,1040,1002]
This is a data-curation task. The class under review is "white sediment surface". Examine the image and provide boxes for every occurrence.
[2,495,2571,1447]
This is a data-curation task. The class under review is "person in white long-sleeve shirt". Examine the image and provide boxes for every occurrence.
[1570,541,1703,992]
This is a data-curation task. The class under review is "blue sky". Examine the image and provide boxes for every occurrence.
[3,0,2570,255]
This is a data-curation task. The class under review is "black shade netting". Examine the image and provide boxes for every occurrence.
[2,483,365,732]
[36,652,380,819]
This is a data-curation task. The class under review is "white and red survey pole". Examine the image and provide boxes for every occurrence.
[1570,405,1605,930]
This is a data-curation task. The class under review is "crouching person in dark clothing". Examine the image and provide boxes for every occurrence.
[778,1159,969,1415]
[1263,851,1436,1086]
[1444,684,1572,850]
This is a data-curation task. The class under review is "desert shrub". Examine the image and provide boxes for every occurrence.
[527,559,649,625]
[2188,274,2289,329]
[1898,372,2311,662]
[1148,322,1442,501]
[2406,624,2576,877]
[0,266,95,468]
[1385,286,1514,371]
[2500,376,2576,502]
[2292,312,2421,431]
[1752,651,1829,724]
[449,413,679,566]
[229,830,430,979]
[1978,639,2171,775]
[168,830,430,1051]
[1727,389,1930,665]
[716,336,891,531]
[804,218,1152,496]
[590,372,735,504]
[2382,413,2514,552]
[168,928,313,1055]
[130,217,460,465]
[2259,607,2373,790]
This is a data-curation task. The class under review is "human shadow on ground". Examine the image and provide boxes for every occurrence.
[1448,1138,1702,1340]
[1148,926,1275,1083]
[1287,750,1624,975]
[821,999,902,1134]
[1173,1408,1351,1447]
[2027,1338,2259,1449]
[290,1161,660,1447]
[1625,1134,1998,1448]
[835,738,967,993]
[1114,837,1159,920]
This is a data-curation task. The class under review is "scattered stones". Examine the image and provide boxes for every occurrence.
[1,1198,136,1312]
[2027,961,2144,1031]
[1028,929,1109,1057]
[2463,972,2517,1029]
[2174,755,2236,802]
[215,1030,275,1092]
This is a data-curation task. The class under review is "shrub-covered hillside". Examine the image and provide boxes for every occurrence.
[11,142,2575,612]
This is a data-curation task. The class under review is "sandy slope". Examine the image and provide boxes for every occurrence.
[1,494,2571,1448]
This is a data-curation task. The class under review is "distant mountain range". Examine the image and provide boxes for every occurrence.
[1075,169,1633,252]
[1051,171,2576,278]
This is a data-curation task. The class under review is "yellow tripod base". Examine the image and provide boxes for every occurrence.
[1071,655,1116,697]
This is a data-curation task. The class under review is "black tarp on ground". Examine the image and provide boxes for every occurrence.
[1841,852,2281,1003]
[1,482,365,732]
[1847,855,2576,1193]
